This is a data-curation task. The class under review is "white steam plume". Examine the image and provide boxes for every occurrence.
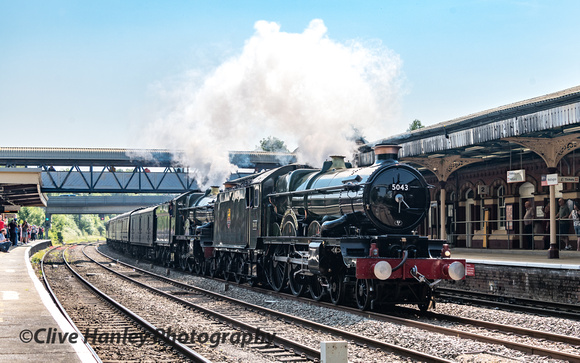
[141,19,404,189]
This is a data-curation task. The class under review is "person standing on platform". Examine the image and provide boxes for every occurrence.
[557,198,572,250]
[20,220,29,244]
[523,201,534,249]
[8,219,17,246]
[569,202,580,251]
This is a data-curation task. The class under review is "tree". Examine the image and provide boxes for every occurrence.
[48,214,82,242]
[18,207,45,226]
[258,136,289,152]
[407,119,424,132]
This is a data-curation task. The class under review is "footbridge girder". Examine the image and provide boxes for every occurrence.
[45,195,175,215]
[40,166,196,194]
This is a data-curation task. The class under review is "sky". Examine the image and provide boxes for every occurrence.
[1,1,580,186]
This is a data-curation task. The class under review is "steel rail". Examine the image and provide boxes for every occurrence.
[437,287,580,320]
[243,284,580,362]
[95,245,453,363]
[400,307,580,346]
[97,245,580,362]
[62,245,212,363]
[250,282,580,362]
[86,245,320,362]
[41,246,102,363]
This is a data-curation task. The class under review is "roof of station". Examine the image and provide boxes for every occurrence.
[0,168,47,209]
[368,84,580,159]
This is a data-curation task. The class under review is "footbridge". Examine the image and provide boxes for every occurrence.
[0,147,296,212]
[44,195,175,216]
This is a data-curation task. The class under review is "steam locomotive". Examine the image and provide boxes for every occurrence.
[107,144,466,311]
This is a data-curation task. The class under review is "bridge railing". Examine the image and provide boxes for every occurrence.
[41,169,198,193]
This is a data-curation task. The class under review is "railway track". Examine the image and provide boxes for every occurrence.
[232,284,580,362]
[42,245,210,362]
[70,243,321,363]
[97,242,580,362]
[84,243,451,362]
[436,287,580,320]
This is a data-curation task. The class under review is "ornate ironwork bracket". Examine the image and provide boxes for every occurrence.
[503,135,580,169]
[402,156,482,182]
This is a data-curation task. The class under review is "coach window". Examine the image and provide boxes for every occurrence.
[497,186,506,229]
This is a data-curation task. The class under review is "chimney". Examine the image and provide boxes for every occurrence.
[374,144,401,164]
[210,186,220,195]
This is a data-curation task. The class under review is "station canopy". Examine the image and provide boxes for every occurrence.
[0,168,47,212]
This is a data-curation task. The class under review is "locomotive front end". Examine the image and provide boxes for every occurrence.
[362,144,430,234]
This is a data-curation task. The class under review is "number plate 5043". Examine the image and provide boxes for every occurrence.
[391,184,409,191]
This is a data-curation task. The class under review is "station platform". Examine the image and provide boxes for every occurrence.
[447,247,580,304]
[0,240,96,362]
[451,247,580,269]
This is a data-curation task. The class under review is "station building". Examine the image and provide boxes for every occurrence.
[357,85,580,256]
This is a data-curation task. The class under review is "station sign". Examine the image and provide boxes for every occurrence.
[558,176,579,183]
[0,205,20,212]
[541,174,559,186]
[507,169,525,183]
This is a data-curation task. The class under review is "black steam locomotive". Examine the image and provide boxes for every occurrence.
[107,144,466,311]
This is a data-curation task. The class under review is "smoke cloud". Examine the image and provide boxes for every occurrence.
[140,19,404,188]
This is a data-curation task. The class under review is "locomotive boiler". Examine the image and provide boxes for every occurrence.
[107,144,466,311]
[271,144,430,236]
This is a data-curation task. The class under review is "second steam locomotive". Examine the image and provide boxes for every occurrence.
[107,144,466,311]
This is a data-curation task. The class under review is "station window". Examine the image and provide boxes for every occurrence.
[466,189,474,199]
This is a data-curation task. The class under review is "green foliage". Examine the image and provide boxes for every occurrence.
[18,207,45,226]
[48,215,79,242]
[407,119,424,131]
[18,207,108,244]
[258,136,289,152]
[47,213,106,243]
[30,248,49,265]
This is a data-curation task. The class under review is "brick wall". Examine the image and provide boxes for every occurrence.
[441,263,580,304]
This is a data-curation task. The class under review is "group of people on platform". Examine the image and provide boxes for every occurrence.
[523,198,580,251]
[0,217,44,253]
